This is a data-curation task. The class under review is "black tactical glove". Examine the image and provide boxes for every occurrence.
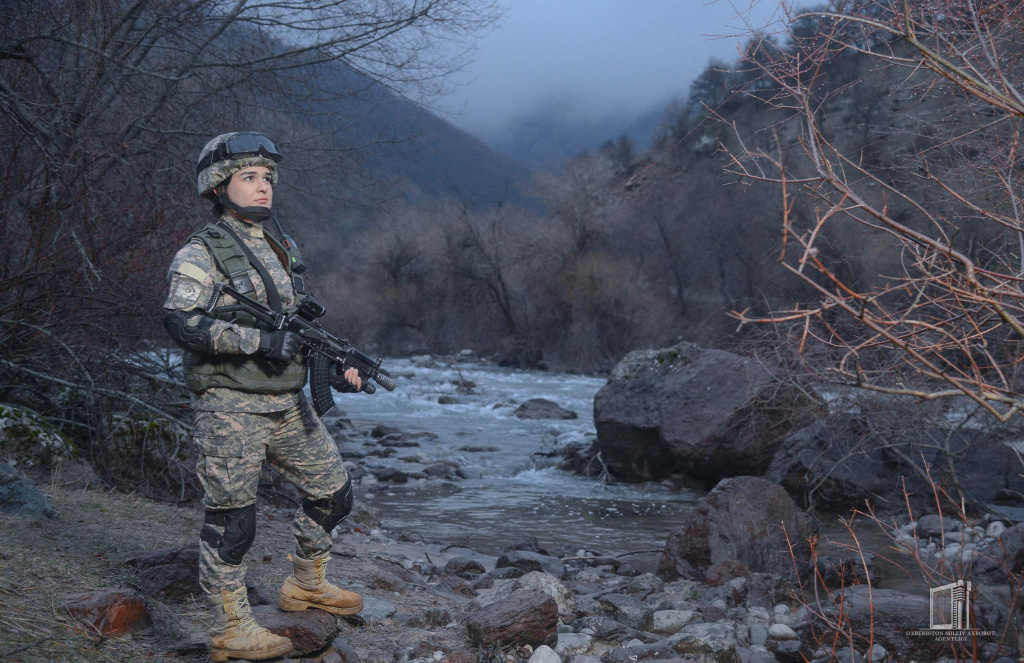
[259,330,301,362]
[329,362,361,393]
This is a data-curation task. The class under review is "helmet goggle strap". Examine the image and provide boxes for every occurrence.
[197,132,283,174]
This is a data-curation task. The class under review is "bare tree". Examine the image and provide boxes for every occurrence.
[0,0,499,496]
[729,0,1024,423]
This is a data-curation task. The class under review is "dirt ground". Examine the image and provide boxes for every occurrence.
[0,485,490,663]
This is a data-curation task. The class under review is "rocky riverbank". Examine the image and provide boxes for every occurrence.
[7,458,1024,663]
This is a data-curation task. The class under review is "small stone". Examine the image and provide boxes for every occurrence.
[528,644,561,663]
[768,623,798,640]
[987,521,1007,538]
[371,570,406,593]
[352,597,397,624]
[749,623,769,646]
[625,573,664,594]
[596,593,653,632]
[495,550,565,578]
[651,609,696,635]
[443,557,486,576]
[555,633,593,655]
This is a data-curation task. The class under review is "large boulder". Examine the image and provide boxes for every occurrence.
[0,461,56,518]
[810,587,947,663]
[768,405,1024,514]
[658,476,814,581]
[594,343,819,485]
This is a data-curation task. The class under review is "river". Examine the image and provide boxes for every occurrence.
[329,355,701,558]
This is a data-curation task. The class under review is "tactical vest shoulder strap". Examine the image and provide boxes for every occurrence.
[264,227,308,296]
[190,224,256,295]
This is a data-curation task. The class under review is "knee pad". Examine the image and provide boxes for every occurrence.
[200,505,256,565]
[301,480,353,534]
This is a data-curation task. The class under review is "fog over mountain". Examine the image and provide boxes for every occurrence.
[434,0,782,167]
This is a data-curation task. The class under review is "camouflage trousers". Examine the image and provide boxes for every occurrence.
[193,395,348,594]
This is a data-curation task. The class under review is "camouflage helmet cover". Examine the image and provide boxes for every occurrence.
[196,132,280,198]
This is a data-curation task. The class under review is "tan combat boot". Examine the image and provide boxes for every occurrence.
[207,587,293,662]
[277,552,363,615]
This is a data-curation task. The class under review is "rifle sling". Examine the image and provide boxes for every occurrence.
[217,221,283,315]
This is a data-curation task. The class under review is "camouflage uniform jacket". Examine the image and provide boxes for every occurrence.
[164,214,300,412]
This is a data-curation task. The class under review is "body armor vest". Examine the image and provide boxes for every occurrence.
[181,222,310,395]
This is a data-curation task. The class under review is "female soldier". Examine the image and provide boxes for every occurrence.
[163,132,363,662]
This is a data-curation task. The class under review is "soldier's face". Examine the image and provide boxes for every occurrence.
[225,166,273,211]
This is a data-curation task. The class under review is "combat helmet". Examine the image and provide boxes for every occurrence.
[196,132,283,221]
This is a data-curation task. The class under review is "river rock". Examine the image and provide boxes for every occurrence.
[500,535,548,555]
[810,587,943,662]
[252,604,339,655]
[569,616,655,643]
[668,630,742,663]
[528,645,561,663]
[651,609,697,635]
[443,556,487,577]
[373,467,408,483]
[62,588,151,637]
[0,461,56,518]
[371,569,407,593]
[917,514,958,539]
[131,545,202,599]
[594,343,818,485]
[596,593,654,631]
[626,572,664,594]
[496,550,565,578]
[556,633,593,655]
[768,623,797,640]
[972,522,1024,583]
[812,553,874,587]
[704,560,750,587]
[658,477,814,581]
[769,405,1024,514]
[748,623,769,646]
[464,590,558,648]
[425,461,463,480]
[514,399,579,420]
[350,597,397,625]
[514,572,576,621]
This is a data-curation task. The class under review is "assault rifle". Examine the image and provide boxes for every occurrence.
[203,282,396,417]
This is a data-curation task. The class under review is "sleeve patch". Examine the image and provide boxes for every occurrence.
[164,274,206,311]
[175,262,210,283]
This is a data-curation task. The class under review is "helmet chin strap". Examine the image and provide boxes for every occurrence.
[217,189,271,223]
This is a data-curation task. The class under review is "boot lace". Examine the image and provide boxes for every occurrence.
[229,592,263,637]
[314,557,327,586]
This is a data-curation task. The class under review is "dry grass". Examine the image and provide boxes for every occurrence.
[0,487,205,662]
[0,485,480,663]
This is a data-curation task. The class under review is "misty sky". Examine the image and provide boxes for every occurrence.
[439,0,784,145]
